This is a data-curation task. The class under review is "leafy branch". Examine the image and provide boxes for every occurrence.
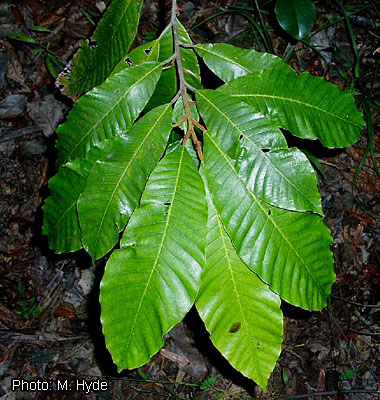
[42,0,365,391]
[170,0,204,160]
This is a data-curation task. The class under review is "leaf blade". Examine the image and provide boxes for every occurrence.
[78,104,173,260]
[43,141,120,253]
[42,167,85,253]
[57,61,162,165]
[197,90,322,213]
[66,0,143,96]
[219,69,364,148]
[275,0,316,40]
[204,132,335,310]
[100,146,207,369]
[195,43,292,82]
[196,183,283,390]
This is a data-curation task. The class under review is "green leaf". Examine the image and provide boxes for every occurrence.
[43,167,86,253]
[195,43,292,83]
[339,369,358,381]
[275,0,316,40]
[203,132,335,310]
[145,29,177,110]
[178,20,202,90]
[100,146,207,370]
[109,40,160,78]
[66,0,143,96]
[200,376,218,390]
[8,33,38,44]
[78,104,173,260]
[196,184,283,390]
[197,90,322,214]
[43,141,119,253]
[220,68,364,148]
[45,56,58,78]
[57,61,162,165]
[30,25,51,32]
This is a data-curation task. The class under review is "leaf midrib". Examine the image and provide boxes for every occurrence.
[206,132,322,305]
[92,104,171,257]
[66,63,161,162]
[122,147,185,360]
[199,92,318,212]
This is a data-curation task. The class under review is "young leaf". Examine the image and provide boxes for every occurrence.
[66,0,143,96]
[203,132,335,310]
[197,90,322,214]
[195,43,292,83]
[100,146,207,370]
[275,0,317,40]
[220,68,364,148]
[57,61,162,165]
[172,96,199,133]
[196,184,283,390]
[109,39,160,78]
[78,104,173,260]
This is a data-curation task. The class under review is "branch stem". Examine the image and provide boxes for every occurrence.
[171,0,203,160]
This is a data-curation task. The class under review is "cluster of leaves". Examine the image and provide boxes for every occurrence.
[43,0,364,390]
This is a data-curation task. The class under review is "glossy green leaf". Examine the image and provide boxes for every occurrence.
[195,43,292,82]
[109,40,160,78]
[43,142,117,253]
[220,68,364,148]
[203,132,335,310]
[145,29,177,110]
[100,146,207,369]
[178,20,202,90]
[57,61,162,165]
[78,104,173,260]
[43,167,85,253]
[196,184,283,390]
[66,0,143,96]
[197,90,322,213]
[275,0,316,40]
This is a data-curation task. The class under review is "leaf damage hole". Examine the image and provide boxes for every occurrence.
[239,134,243,140]
[144,46,153,55]
[229,322,241,333]
[267,210,271,215]
[125,57,133,66]
[164,202,171,206]
[89,40,97,49]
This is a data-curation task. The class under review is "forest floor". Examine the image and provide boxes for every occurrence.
[0,0,379,399]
